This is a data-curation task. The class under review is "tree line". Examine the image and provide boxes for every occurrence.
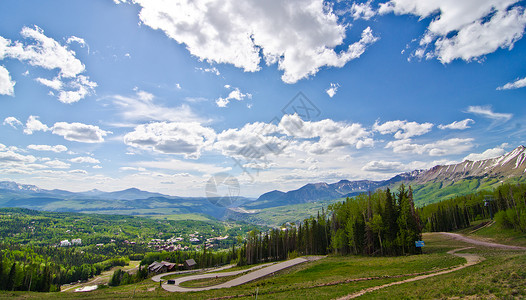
[240,185,423,265]
[420,182,526,233]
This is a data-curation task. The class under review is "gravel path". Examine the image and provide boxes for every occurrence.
[335,247,484,299]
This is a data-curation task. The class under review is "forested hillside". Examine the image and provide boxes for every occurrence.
[0,208,264,291]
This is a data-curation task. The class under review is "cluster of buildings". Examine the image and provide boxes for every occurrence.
[59,238,82,247]
[147,259,197,273]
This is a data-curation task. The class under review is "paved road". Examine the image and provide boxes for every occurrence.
[162,257,323,292]
[151,265,235,283]
[438,232,526,250]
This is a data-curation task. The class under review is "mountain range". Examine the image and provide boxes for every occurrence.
[1,145,525,218]
[246,145,526,208]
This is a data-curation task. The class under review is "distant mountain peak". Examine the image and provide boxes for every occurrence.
[0,181,41,192]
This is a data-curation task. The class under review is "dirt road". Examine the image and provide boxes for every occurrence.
[335,232,526,299]
[438,232,526,250]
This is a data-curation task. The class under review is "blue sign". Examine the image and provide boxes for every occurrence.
[415,240,425,247]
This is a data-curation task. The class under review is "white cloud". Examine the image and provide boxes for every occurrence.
[45,159,71,169]
[280,114,374,152]
[124,0,378,83]
[362,159,455,173]
[350,1,376,20]
[56,75,97,104]
[0,26,96,102]
[214,114,373,160]
[69,169,88,174]
[380,0,526,64]
[196,67,220,76]
[24,115,50,134]
[111,89,203,123]
[52,122,111,143]
[70,156,100,164]
[361,160,405,173]
[325,83,339,98]
[0,65,15,96]
[124,122,216,158]
[35,77,63,90]
[463,146,507,161]
[373,120,434,139]
[497,76,526,90]
[466,105,513,122]
[0,149,36,164]
[136,159,230,175]
[216,86,252,108]
[385,138,474,156]
[3,117,22,129]
[27,144,68,153]
[438,119,474,130]
[214,121,284,158]
[66,36,88,51]
[120,166,147,172]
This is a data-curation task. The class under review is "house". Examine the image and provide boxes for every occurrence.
[72,238,82,245]
[60,240,71,247]
[148,261,177,273]
[184,259,197,269]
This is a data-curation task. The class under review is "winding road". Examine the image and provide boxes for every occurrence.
[157,256,324,292]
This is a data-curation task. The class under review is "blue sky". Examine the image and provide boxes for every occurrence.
[1,0,525,197]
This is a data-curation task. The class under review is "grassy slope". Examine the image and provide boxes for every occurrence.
[412,177,526,206]
[0,233,477,299]
[5,226,524,299]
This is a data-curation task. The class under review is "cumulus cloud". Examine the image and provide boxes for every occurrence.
[0,26,96,102]
[350,1,376,20]
[380,0,526,64]
[214,121,284,159]
[0,65,15,96]
[497,76,526,90]
[466,105,513,122]
[0,145,37,164]
[325,83,340,98]
[463,146,507,161]
[386,138,474,156]
[23,115,50,134]
[3,117,22,129]
[216,86,252,108]
[438,119,474,130]
[124,122,216,159]
[280,114,374,152]
[70,156,101,164]
[52,122,111,143]
[121,0,378,83]
[27,144,68,153]
[373,120,433,139]
[45,160,71,169]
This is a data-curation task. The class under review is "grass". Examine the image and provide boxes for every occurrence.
[454,218,526,247]
[3,229,525,299]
